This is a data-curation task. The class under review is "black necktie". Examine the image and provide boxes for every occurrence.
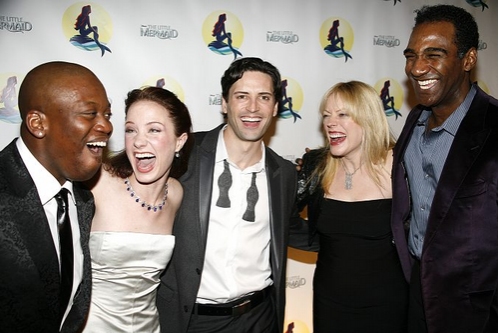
[216,159,232,208]
[54,188,73,323]
[242,172,259,222]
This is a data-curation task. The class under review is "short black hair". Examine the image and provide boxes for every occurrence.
[221,57,282,103]
[413,4,479,58]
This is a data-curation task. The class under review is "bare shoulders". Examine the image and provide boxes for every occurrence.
[91,174,179,234]
[90,166,123,195]
[382,149,394,176]
[166,177,183,211]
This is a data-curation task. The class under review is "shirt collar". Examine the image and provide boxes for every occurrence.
[16,137,75,205]
[215,125,265,173]
[416,84,477,136]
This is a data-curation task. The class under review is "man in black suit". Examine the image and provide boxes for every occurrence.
[157,57,298,333]
[0,61,113,333]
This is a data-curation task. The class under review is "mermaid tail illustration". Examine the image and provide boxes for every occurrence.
[324,20,352,62]
[71,5,111,57]
[380,80,402,119]
[226,32,242,60]
[208,13,242,59]
[279,80,302,122]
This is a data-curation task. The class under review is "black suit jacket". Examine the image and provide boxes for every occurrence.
[391,86,498,332]
[0,139,94,333]
[157,124,298,333]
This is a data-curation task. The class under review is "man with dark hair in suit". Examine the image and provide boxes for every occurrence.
[392,5,497,333]
[157,57,298,333]
[0,61,113,332]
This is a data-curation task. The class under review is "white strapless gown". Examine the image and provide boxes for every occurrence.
[82,231,175,333]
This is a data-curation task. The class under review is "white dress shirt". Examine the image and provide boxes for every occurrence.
[196,127,272,304]
[16,138,84,328]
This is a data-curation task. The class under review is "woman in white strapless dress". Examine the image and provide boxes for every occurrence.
[82,86,192,333]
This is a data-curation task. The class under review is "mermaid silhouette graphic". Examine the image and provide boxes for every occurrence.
[466,0,489,11]
[279,79,301,122]
[156,78,165,88]
[208,13,243,59]
[0,76,21,123]
[324,19,352,62]
[70,5,111,57]
[380,80,402,119]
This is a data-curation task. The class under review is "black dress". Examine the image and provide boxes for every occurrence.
[313,198,408,333]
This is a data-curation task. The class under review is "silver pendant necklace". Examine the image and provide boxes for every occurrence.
[340,159,362,190]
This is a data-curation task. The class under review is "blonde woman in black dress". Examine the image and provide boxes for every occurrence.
[294,81,408,332]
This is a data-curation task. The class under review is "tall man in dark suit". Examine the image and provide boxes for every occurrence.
[0,61,113,333]
[157,57,297,333]
[391,5,497,333]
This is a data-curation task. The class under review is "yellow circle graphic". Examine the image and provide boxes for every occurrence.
[62,2,113,55]
[284,320,311,333]
[374,78,404,119]
[476,80,490,95]
[319,17,354,59]
[279,76,303,122]
[202,11,244,56]
[142,75,185,102]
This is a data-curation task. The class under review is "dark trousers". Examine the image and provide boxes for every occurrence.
[408,259,428,333]
[187,296,278,333]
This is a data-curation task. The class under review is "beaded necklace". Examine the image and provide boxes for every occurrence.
[124,177,168,212]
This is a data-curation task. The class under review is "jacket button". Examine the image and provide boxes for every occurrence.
[196,268,201,275]
[184,305,189,312]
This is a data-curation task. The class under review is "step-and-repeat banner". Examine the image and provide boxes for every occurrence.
[1,1,496,332]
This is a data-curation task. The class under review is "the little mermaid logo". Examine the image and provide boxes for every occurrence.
[267,31,299,44]
[140,25,178,39]
[62,3,113,57]
[374,78,404,120]
[0,16,32,33]
[279,78,303,123]
[202,11,244,59]
[320,17,354,62]
[0,73,22,124]
[466,0,489,11]
[286,275,306,289]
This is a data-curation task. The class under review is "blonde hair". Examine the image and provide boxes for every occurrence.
[316,81,396,192]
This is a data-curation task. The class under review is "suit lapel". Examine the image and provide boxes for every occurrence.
[74,183,94,251]
[197,126,220,241]
[265,149,284,276]
[392,106,423,223]
[396,106,423,165]
[424,89,491,251]
[65,183,94,325]
[5,142,61,316]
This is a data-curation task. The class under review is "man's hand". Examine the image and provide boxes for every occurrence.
[295,147,310,172]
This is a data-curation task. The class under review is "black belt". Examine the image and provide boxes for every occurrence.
[193,286,272,316]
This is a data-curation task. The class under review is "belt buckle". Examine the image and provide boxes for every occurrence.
[231,298,251,316]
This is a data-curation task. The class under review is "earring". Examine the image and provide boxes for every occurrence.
[175,151,180,158]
